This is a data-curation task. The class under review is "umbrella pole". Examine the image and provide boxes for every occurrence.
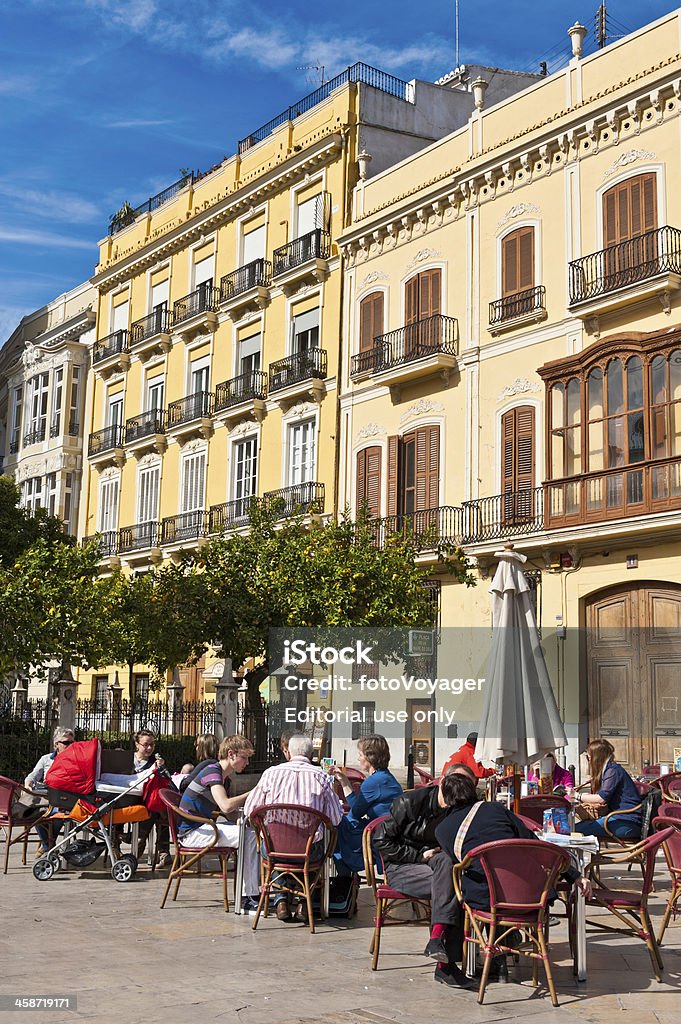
[512,768,521,815]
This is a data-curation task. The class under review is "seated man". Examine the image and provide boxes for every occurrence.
[441,732,495,780]
[244,733,344,921]
[372,763,477,989]
[25,727,75,855]
[178,734,260,912]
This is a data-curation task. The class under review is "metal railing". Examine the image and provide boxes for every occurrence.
[109,172,193,234]
[88,424,124,457]
[130,307,172,344]
[160,510,208,545]
[215,370,267,411]
[74,697,215,748]
[208,495,258,533]
[368,507,463,550]
[118,521,159,552]
[220,258,272,300]
[272,229,330,276]
[351,314,458,377]
[489,285,546,326]
[238,63,412,153]
[9,435,19,455]
[166,390,214,428]
[23,424,46,446]
[269,347,327,392]
[93,329,128,365]
[84,531,119,557]
[263,482,325,518]
[49,418,61,439]
[460,489,545,543]
[172,283,218,326]
[125,409,166,443]
[569,226,681,304]
[67,417,80,437]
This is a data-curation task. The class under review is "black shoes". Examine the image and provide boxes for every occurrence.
[434,964,476,989]
[424,937,449,963]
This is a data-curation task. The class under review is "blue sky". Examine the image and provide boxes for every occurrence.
[0,0,676,341]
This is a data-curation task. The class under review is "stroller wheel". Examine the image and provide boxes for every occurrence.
[33,858,55,881]
[48,854,64,873]
[111,854,136,882]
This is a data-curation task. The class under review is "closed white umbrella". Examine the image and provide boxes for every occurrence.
[475,544,566,768]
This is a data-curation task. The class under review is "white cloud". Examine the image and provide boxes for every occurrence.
[0,183,100,223]
[0,305,31,344]
[107,118,175,129]
[0,226,95,251]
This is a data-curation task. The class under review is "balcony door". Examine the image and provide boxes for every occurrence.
[502,227,534,304]
[288,419,316,487]
[404,269,441,357]
[501,406,535,523]
[603,173,657,283]
[586,582,681,774]
[388,426,439,520]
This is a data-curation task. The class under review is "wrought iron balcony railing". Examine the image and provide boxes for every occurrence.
[67,417,80,437]
[350,314,458,377]
[109,172,193,234]
[459,489,544,544]
[84,531,119,557]
[220,259,272,301]
[130,307,172,344]
[208,495,258,533]
[263,482,325,518]
[88,424,124,457]
[367,507,463,550]
[23,424,46,446]
[93,329,128,364]
[269,348,327,392]
[569,226,681,304]
[489,285,546,326]
[160,510,208,545]
[118,521,159,552]
[49,418,61,438]
[172,283,218,326]
[166,390,214,428]
[125,409,166,443]
[9,434,19,455]
[214,370,267,411]
[272,229,330,276]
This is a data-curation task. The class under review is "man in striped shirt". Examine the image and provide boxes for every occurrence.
[244,733,343,920]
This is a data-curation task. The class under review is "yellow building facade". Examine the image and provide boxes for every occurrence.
[336,12,681,774]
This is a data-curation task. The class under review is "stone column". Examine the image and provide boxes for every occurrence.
[214,659,238,742]
[167,667,185,737]
[109,671,123,734]
[56,662,77,736]
[11,676,28,719]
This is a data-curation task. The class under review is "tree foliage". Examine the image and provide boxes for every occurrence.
[0,476,66,568]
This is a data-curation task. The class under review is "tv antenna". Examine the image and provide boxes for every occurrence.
[455,0,460,67]
[297,63,325,87]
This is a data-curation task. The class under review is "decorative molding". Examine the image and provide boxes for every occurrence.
[137,452,162,468]
[181,438,208,454]
[404,248,443,273]
[360,270,389,288]
[399,399,445,425]
[229,420,259,438]
[497,377,542,402]
[602,148,656,179]
[284,400,317,422]
[99,466,120,481]
[354,422,386,443]
[497,203,540,230]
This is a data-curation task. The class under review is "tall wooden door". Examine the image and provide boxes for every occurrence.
[586,583,681,773]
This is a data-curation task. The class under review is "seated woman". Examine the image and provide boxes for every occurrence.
[527,751,574,793]
[575,738,642,840]
[331,734,402,873]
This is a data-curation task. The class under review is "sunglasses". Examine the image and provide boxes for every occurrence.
[58,739,73,746]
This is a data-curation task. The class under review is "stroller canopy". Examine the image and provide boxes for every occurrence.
[45,738,100,794]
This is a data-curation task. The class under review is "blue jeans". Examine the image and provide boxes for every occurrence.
[576,816,640,840]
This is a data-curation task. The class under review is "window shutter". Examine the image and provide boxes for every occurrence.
[501,407,535,494]
[502,228,534,296]
[356,446,382,516]
[603,189,618,248]
[414,426,439,511]
[603,174,658,244]
[360,292,384,351]
[405,276,419,325]
[356,449,367,510]
[503,234,518,296]
[642,174,657,232]
[420,269,441,318]
[518,229,534,291]
[387,435,399,516]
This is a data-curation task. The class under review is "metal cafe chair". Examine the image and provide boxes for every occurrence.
[0,775,50,874]
[653,816,681,945]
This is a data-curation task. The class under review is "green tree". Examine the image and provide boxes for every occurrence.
[0,476,66,568]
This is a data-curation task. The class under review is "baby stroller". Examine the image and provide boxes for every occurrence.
[33,738,168,882]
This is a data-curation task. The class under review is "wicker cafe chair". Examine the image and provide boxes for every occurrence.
[333,767,365,811]
[517,795,571,828]
[159,789,236,913]
[452,838,570,1007]
[0,775,49,874]
[659,773,681,803]
[362,815,431,970]
[653,817,681,944]
[248,803,337,934]
[414,766,435,787]
[585,827,674,982]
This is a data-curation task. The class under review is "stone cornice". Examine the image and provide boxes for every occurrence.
[92,134,343,294]
[34,308,96,350]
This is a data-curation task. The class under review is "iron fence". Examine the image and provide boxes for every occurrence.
[0,699,54,781]
[569,226,681,304]
[237,703,283,770]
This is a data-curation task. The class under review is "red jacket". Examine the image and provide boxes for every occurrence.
[441,741,495,779]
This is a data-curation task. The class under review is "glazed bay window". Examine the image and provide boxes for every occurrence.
[542,339,681,526]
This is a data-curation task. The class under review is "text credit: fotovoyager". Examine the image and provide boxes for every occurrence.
[282,674,486,695]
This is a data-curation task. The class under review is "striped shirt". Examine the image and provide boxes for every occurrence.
[178,759,229,836]
[244,757,343,837]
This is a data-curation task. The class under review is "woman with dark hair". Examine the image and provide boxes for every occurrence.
[575,738,642,839]
[331,734,402,873]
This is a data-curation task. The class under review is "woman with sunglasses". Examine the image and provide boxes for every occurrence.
[575,738,642,839]
[24,727,75,856]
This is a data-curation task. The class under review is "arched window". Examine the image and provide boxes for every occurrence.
[603,174,657,248]
[502,226,534,298]
[356,446,382,517]
[501,406,535,522]
[359,291,384,352]
[550,378,581,478]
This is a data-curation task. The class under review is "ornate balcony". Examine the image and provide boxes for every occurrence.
[172,284,218,336]
[92,329,130,376]
[459,490,544,546]
[263,482,325,519]
[272,230,330,294]
[87,424,125,467]
[129,308,172,360]
[124,410,167,455]
[220,259,272,317]
[568,226,681,329]
[214,370,267,426]
[160,510,208,547]
[268,348,327,405]
[84,531,120,561]
[118,521,160,556]
[23,424,46,447]
[367,507,463,554]
[489,286,547,334]
[208,495,258,533]
[166,391,214,442]
[350,315,458,394]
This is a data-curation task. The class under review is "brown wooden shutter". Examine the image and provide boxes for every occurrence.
[356,446,381,516]
[503,234,518,296]
[518,229,534,291]
[502,228,534,296]
[419,269,441,318]
[405,276,419,325]
[502,411,515,496]
[501,406,535,494]
[387,435,399,516]
[359,292,384,351]
[602,173,658,243]
[642,174,656,232]
[603,189,618,248]
[414,426,439,511]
